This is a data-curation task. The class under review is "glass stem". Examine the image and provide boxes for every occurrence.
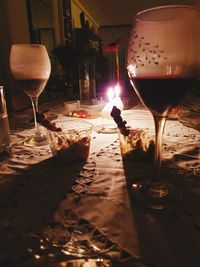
[31,96,41,136]
[153,116,166,183]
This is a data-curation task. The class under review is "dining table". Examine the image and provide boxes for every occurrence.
[0,94,199,267]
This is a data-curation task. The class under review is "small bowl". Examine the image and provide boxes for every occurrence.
[64,100,80,113]
[118,127,155,162]
[48,119,92,162]
[64,99,105,118]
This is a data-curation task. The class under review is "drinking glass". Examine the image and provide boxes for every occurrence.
[127,5,200,209]
[10,44,51,146]
[0,86,11,160]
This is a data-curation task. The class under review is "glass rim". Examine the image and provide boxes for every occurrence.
[11,43,46,48]
[136,5,200,23]
[50,119,93,132]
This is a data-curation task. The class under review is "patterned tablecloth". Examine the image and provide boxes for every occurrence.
[0,101,199,267]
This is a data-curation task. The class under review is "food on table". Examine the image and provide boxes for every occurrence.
[36,112,62,132]
[119,128,155,161]
[50,130,91,162]
[110,105,127,130]
[67,110,98,119]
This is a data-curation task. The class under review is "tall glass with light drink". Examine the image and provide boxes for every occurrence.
[10,44,51,147]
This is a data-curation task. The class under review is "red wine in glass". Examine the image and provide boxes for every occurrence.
[127,5,200,210]
[130,75,196,117]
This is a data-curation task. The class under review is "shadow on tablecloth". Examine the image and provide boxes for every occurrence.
[122,148,200,267]
[0,156,84,265]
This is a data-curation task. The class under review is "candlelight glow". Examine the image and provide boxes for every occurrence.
[107,87,114,102]
[113,83,124,111]
[101,84,123,120]
[114,83,120,98]
[101,87,114,119]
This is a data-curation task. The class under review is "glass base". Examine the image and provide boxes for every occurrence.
[93,124,117,134]
[62,241,91,257]
[24,134,48,147]
[131,180,182,211]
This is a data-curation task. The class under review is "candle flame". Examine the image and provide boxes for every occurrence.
[107,87,114,102]
[112,83,124,111]
[114,83,121,98]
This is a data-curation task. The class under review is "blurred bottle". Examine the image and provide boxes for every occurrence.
[0,86,11,161]
[79,63,96,100]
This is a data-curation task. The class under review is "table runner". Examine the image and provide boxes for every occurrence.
[73,110,200,266]
[0,104,199,266]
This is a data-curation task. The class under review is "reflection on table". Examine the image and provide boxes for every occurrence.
[0,100,200,267]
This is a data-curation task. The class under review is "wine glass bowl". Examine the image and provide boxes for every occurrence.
[10,44,51,146]
[127,5,200,210]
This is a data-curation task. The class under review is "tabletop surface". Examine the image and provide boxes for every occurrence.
[0,98,200,267]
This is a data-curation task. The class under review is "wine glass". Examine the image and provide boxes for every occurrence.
[127,5,200,210]
[10,44,51,146]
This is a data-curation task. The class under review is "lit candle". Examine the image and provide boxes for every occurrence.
[113,83,124,111]
[101,87,114,118]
